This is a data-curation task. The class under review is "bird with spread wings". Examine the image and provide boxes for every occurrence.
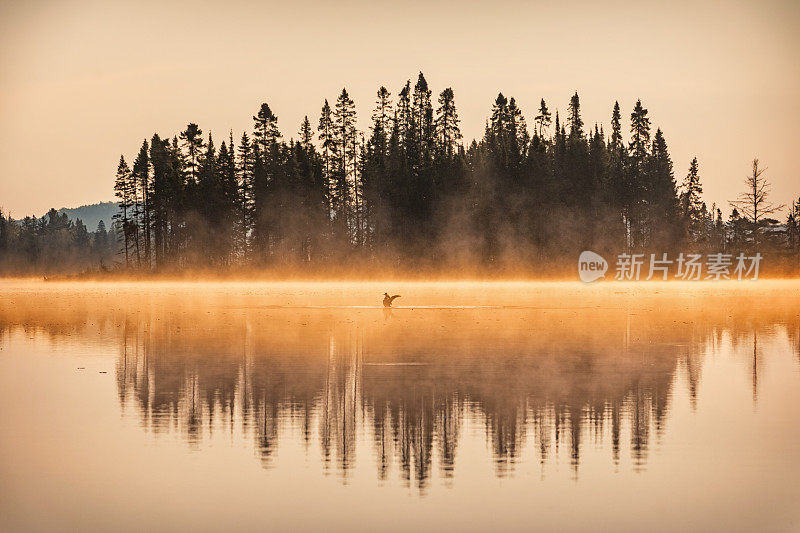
[383,293,401,308]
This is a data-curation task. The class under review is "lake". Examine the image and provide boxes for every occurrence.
[1,280,799,532]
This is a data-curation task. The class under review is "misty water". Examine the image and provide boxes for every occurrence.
[1,280,799,532]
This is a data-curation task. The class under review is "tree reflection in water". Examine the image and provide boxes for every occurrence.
[106,306,799,489]
[2,287,798,492]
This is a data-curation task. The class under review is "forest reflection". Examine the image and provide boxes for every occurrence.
[2,287,798,490]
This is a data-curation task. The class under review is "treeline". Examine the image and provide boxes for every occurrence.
[2,72,799,275]
[0,208,117,274]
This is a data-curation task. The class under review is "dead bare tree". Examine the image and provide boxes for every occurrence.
[729,158,784,251]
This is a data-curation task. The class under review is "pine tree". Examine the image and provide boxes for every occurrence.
[490,93,509,137]
[508,97,529,159]
[435,87,461,157]
[332,88,358,244]
[588,125,609,226]
[646,128,679,249]
[132,140,151,268]
[629,99,650,166]
[562,93,593,242]
[293,131,327,262]
[219,135,240,264]
[373,87,392,142]
[113,155,133,267]
[602,101,629,249]
[396,81,412,146]
[362,90,391,251]
[195,134,220,263]
[627,99,651,249]
[179,123,205,186]
[412,72,434,155]
[253,103,281,153]
[94,219,109,260]
[680,157,704,246]
[299,116,313,149]
[567,92,584,138]
[727,208,745,251]
[318,99,335,216]
[250,106,284,260]
[149,133,183,267]
[610,101,623,150]
[534,99,551,139]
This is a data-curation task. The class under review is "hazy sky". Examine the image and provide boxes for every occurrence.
[1,0,798,220]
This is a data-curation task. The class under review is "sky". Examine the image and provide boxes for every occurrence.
[0,0,798,220]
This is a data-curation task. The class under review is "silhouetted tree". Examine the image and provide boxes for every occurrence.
[331,88,357,246]
[180,123,204,186]
[132,140,151,267]
[646,129,679,249]
[534,99,551,139]
[253,103,281,153]
[680,157,705,247]
[113,155,133,266]
[729,158,784,251]
[435,87,461,157]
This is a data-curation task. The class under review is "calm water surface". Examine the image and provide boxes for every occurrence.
[1,280,799,532]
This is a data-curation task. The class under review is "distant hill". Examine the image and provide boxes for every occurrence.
[58,201,118,231]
